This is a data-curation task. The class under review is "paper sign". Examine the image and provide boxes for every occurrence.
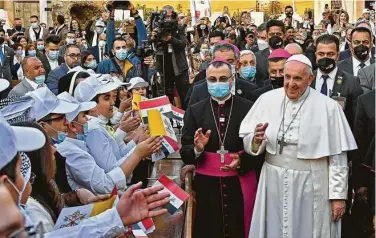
[132,93,142,111]
[147,109,166,136]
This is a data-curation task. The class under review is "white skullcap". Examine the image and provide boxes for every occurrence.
[0,78,9,92]
[285,54,312,69]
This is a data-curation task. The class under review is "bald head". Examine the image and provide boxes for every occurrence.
[99,33,106,41]
[285,43,303,55]
[22,56,45,80]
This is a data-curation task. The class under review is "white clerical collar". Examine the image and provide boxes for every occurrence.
[317,66,338,81]
[352,56,371,67]
[211,94,232,105]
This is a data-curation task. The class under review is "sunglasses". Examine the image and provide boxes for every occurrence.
[41,114,65,122]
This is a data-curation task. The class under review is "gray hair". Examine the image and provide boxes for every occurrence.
[240,50,257,65]
[213,43,239,59]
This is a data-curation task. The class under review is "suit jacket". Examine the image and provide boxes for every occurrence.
[38,54,65,77]
[59,44,86,58]
[311,68,363,130]
[254,48,270,85]
[358,63,375,94]
[339,47,376,61]
[188,78,258,107]
[0,45,15,98]
[338,57,376,75]
[88,45,109,63]
[249,79,274,102]
[56,24,68,42]
[304,45,317,70]
[46,63,69,95]
[24,27,49,43]
[8,79,35,97]
[352,90,375,189]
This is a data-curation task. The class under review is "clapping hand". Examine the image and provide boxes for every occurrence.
[134,136,163,158]
[220,153,241,172]
[118,97,132,113]
[117,182,169,226]
[253,123,268,145]
[119,111,141,133]
[194,128,211,152]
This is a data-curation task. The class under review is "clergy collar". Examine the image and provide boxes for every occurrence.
[286,87,310,103]
[211,94,232,105]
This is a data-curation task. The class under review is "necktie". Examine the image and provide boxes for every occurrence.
[0,46,4,65]
[100,47,104,62]
[359,62,366,68]
[320,75,329,96]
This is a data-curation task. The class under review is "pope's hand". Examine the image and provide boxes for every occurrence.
[117,182,169,226]
[194,128,211,152]
[253,123,269,144]
[220,153,240,172]
[331,199,346,222]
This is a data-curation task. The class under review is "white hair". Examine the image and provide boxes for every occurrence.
[240,50,257,65]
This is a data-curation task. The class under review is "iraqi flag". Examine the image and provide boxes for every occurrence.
[152,175,189,215]
[139,96,172,123]
[171,105,184,122]
[152,136,180,162]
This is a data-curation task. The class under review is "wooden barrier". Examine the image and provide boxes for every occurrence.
[183,171,193,238]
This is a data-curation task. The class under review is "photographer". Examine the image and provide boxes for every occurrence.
[150,5,189,108]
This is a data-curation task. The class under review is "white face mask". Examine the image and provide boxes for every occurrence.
[257,39,269,51]
[96,108,109,125]
[7,178,22,207]
[98,40,106,47]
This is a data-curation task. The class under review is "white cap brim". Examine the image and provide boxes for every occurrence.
[128,82,149,90]
[0,78,9,92]
[66,102,96,121]
[97,83,119,94]
[12,126,46,152]
[52,100,79,115]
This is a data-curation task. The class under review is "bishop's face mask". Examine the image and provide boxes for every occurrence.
[317,57,336,74]
[207,80,231,99]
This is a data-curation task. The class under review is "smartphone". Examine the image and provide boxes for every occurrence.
[325,4,329,9]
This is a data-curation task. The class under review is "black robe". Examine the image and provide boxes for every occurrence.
[180,95,263,238]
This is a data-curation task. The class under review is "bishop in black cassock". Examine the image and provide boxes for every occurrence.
[180,59,261,238]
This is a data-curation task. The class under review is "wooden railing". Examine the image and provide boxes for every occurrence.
[183,171,194,238]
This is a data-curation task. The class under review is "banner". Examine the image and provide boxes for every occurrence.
[190,0,212,25]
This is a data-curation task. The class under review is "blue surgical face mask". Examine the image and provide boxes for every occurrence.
[44,123,67,144]
[207,81,231,99]
[34,75,45,85]
[115,49,128,61]
[85,60,98,69]
[16,50,23,56]
[28,50,36,57]
[31,23,39,29]
[48,50,59,60]
[240,66,257,80]
[37,45,45,51]
[73,121,89,141]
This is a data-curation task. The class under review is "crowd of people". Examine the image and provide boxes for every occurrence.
[0,1,375,238]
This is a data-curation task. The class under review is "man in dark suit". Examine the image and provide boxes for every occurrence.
[7,18,25,43]
[88,33,108,63]
[254,20,286,84]
[38,34,64,77]
[0,29,14,99]
[358,63,375,94]
[188,43,258,107]
[351,90,375,238]
[24,15,49,43]
[338,27,375,77]
[46,44,81,94]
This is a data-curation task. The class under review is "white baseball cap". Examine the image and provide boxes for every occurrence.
[127,77,149,90]
[95,20,106,27]
[0,113,46,170]
[285,54,312,69]
[74,74,120,102]
[57,92,96,121]
[26,88,79,121]
[363,9,370,14]
[0,78,9,92]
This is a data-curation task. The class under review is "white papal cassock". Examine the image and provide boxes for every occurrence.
[239,88,357,238]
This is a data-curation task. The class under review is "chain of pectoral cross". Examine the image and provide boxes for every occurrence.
[278,89,310,154]
[210,97,234,163]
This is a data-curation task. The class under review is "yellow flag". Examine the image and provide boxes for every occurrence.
[147,109,166,136]
[132,93,142,111]
[90,195,117,217]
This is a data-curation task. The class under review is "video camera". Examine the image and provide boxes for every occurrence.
[105,0,131,11]
[150,10,178,42]
[136,40,154,58]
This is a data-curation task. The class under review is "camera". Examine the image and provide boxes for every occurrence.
[150,10,178,42]
[136,40,154,58]
[105,0,131,12]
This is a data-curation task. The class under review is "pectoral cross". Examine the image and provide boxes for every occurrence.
[217,145,228,163]
[278,137,288,154]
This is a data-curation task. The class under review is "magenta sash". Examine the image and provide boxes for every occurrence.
[196,152,257,238]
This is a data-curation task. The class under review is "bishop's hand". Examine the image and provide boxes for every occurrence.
[253,123,269,144]
[220,153,240,172]
[194,128,211,152]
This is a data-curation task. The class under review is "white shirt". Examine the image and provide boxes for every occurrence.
[25,77,39,90]
[26,197,55,233]
[352,56,371,77]
[47,56,59,71]
[57,137,127,194]
[315,67,338,96]
[99,47,105,62]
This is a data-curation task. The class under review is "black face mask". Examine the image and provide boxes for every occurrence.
[0,37,4,45]
[268,36,283,50]
[270,76,284,88]
[286,12,293,18]
[317,57,336,74]
[15,26,22,31]
[354,45,370,61]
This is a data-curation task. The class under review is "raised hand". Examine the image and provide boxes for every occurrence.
[253,123,268,145]
[134,136,163,158]
[117,182,169,226]
[118,97,132,113]
[119,111,141,133]
[194,128,211,152]
[220,153,240,172]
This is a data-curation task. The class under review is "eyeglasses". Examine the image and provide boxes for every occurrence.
[29,172,36,184]
[67,54,81,59]
[41,114,66,122]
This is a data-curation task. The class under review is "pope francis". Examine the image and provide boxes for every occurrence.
[239,54,357,238]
